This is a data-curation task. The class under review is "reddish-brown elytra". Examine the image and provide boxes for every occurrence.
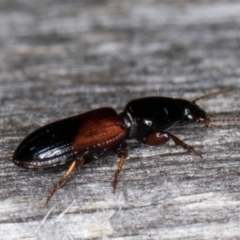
[13,89,233,205]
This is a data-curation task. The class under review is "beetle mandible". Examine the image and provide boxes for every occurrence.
[13,89,231,205]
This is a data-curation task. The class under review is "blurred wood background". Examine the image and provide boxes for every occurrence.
[0,0,240,239]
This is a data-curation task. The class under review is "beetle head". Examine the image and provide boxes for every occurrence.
[185,88,233,128]
[183,102,211,127]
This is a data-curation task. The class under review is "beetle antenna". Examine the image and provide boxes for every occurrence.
[192,88,233,103]
[210,118,240,123]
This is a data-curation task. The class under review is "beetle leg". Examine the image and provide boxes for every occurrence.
[113,155,126,194]
[45,157,85,206]
[112,142,128,193]
[143,131,202,158]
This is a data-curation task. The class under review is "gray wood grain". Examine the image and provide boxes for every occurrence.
[0,0,240,239]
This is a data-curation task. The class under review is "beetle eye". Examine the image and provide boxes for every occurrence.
[187,113,198,123]
[184,109,194,122]
[187,114,194,121]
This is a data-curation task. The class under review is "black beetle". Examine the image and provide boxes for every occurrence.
[13,89,230,205]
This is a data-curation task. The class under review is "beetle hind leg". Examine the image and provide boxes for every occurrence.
[113,155,126,193]
[112,142,128,193]
[45,157,85,206]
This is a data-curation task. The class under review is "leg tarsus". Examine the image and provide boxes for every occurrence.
[45,157,85,206]
[112,141,128,194]
[112,155,126,194]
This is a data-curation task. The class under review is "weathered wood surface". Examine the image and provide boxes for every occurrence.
[0,1,240,239]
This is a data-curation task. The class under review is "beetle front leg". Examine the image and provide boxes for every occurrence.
[143,131,202,158]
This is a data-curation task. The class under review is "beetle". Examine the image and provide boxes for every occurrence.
[12,89,230,205]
